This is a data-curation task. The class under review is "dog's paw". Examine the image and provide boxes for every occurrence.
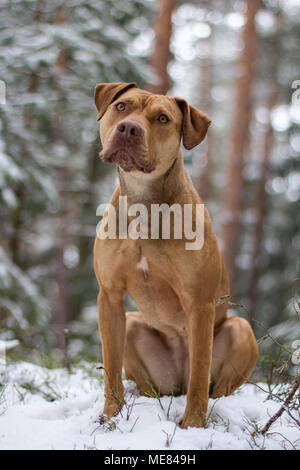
[103,399,124,419]
[179,408,206,429]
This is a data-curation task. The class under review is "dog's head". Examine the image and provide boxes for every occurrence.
[94,82,211,176]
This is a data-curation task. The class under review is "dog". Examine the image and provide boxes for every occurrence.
[93,82,258,428]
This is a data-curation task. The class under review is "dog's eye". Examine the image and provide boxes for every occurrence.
[158,114,169,123]
[116,102,126,111]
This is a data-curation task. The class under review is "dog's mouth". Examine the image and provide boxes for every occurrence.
[99,139,155,174]
[100,150,154,173]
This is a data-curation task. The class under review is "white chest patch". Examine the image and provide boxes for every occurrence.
[136,256,149,273]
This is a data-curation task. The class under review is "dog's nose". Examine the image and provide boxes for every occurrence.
[117,120,143,138]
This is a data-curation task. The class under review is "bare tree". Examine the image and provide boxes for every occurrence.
[53,6,71,365]
[248,11,283,321]
[147,0,177,95]
[248,80,278,321]
[196,30,214,201]
[220,0,260,292]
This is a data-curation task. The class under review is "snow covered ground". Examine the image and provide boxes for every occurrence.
[0,362,298,450]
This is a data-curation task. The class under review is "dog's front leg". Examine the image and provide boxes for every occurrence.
[98,289,126,418]
[180,301,215,428]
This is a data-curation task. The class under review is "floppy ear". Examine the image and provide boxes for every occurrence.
[174,97,211,150]
[94,82,137,121]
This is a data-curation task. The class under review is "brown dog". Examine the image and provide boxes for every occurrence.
[93,82,258,428]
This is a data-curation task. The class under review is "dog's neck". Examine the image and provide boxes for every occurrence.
[118,149,187,206]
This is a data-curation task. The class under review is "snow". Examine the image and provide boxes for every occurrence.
[0,362,299,450]
[0,340,19,351]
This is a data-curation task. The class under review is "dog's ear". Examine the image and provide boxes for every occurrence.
[94,82,138,121]
[174,97,211,150]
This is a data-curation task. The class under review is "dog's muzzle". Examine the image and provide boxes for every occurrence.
[99,120,155,174]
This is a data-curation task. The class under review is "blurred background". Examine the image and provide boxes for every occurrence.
[0,0,299,375]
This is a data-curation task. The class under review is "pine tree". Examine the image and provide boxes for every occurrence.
[0,0,152,360]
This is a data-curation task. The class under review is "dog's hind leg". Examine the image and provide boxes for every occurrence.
[124,312,183,397]
[210,316,258,398]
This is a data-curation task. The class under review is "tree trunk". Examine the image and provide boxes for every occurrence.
[196,35,214,201]
[147,0,176,95]
[248,80,278,323]
[220,0,260,293]
[248,11,282,323]
[53,7,71,366]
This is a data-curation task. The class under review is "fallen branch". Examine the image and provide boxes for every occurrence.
[260,375,300,435]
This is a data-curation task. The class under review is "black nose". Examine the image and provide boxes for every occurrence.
[117,120,143,138]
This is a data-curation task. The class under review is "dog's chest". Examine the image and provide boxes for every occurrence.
[125,246,187,336]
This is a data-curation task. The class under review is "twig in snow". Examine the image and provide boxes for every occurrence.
[129,416,139,432]
[286,408,300,427]
[162,423,177,447]
[266,432,297,450]
[260,375,300,435]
